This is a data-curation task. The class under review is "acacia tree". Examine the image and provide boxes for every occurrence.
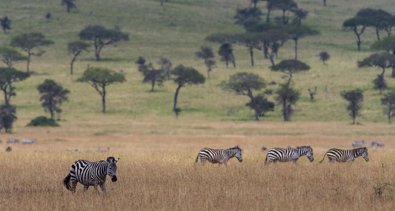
[218,43,236,68]
[0,46,26,68]
[318,51,330,65]
[341,89,363,125]
[68,41,89,75]
[0,16,11,33]
[270,59,310,85]
[78,67,126,113]
[381,89,395,123]
[286,25,318,60]
[0,104,16,133]
[10,32,53,72]
[79,25,129,61]
[61,0,77,13]
[171,65,205,117]
[358,52,395,94]
[343,17,367,51]
[234,7,262,29]
[276,83,299,121]
[158,57,172,79]
[136,60,166,92]
[0,67,29,106]
[260,29,289,65]
[371,36,395,77]
[356,8,395,41]
[267,0,298,24]
[37,79,70,120]
[222,72,274,121]
[196,46,216,79]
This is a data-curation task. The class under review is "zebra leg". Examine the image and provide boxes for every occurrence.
[83,185,89,192]
[70,180,78,193]
[100,183,106,194]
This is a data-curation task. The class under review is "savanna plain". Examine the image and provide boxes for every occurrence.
[0,0,395,210]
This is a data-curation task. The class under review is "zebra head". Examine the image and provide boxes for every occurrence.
[356,147,369,161]
[106,157,118,182]
[299,146,314,162]
[232,146,243,162]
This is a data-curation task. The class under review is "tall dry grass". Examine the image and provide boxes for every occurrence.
[0,135,394,211]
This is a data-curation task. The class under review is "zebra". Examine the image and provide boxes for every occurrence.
[352,140,365,148]
[63,156,118,193]
[195,145,243,165]
[262,146,314,164]
[319,147,369,163]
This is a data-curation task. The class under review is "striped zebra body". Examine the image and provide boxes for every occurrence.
[319,147,369,163]
[195,146,242,165]
[63,156,118,193]
[263,146,314,164]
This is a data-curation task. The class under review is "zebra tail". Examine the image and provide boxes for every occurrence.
[319,153,326,163]
[63,174,72,191]
[195,154,199,163]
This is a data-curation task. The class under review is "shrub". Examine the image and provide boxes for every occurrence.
[27,116,59,127]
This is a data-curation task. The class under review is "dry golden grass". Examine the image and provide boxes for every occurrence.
[0,125,394,211]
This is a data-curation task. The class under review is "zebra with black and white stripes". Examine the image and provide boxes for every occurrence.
[262,146,314,164]
[63,156,118,193]
[319,147,369,163]
[195,145,243,165]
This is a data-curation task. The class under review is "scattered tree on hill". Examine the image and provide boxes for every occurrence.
[136,59,166,92]
[196,46,216,79]
[260,29,289,65]
[270,59,310,85]
[158,57,172,79]
[292,9,308,26]
[356,8,395,41]
[237,33,261,66]
[68,41,89,75]
[343,17,367,51]
[0,104,16,133]
[0,16,11,33]
[341,89,363,125]
[358,52,395,93]
[234,7,262,29]
[0,46,26,68]
[381,89,395,123]
[318,51,330,65]
[267,0,298,24]
[218,43,236,68]
[222,72,274,121]
[61,0,77,13]
[276,83,299,121]
[0,67,29,106]
[171,65,205,117]
[371,36,395,77]
[10,32,54,72]
[78,67,126,113]
[286,25,318,60]
[37,79,70,120]
[79,25,129,61]
[372,74,387,95]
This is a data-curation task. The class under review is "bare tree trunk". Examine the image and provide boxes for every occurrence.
[294,39,298,60]
[173,85,182,117]
[376,28,381,41]
[249,46,254,67]
[26,52,32,73]
[101,84,106,113]
[323,0,326,6]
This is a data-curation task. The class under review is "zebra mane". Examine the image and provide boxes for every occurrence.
[228,145,241,151]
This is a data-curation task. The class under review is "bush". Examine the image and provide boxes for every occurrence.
[27,116,59,127]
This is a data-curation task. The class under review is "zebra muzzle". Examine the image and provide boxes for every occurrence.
[111,176,118,182]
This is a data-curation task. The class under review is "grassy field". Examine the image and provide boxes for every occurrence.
[0,132,394,210]
[0,0,395,210]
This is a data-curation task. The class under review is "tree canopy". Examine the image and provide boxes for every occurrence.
[171,65,205,116]
[271,59,310,84]
[0,46,27,68]
[37,79,70,120]
[0,67,30,105]
[10,32,53,72]
[79,25,129,61]
[78,67,126,113]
